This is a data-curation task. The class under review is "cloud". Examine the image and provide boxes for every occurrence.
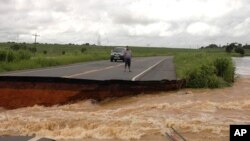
[110,11,156,26]
[0,0,249,47]
[232,18,250,37]
[186,22,220,36]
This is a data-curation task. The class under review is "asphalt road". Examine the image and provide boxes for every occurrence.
[0,56,176,81]
[0,136,54,141]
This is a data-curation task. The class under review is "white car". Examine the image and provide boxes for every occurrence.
[110,47,126,62]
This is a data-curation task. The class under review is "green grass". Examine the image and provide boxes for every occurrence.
[0,43,111,71]
[0,42,239,88]
[174,51,234,88]
[174,51,229,78]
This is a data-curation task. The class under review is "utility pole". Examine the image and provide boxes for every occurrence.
[32,33,40,47]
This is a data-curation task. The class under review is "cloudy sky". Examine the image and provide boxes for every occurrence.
[0,0,250,48]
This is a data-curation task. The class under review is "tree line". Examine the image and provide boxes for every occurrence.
[201,43,250,56]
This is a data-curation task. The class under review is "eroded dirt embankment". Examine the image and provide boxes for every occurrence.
[0,76,185,109]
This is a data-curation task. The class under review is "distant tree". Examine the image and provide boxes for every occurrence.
[235,47,245,56]
[243,44,250,49]
[225,43,236,53]
[202,44,220,49]
[7,41,15,44]
[85,43,90,46]
[222,45,227,48]
[62,51,66,55]
[207,44,219,48]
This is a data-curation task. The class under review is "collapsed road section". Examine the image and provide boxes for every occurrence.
[0,76,185,109]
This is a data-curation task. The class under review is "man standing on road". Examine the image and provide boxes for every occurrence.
[124,46,132,72]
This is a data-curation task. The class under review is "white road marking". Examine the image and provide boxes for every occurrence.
[28,136,42,141]
[1,67,53,76]
[132,58,166,81]
[1,63,90,76]
[0,61,107,76]
[63,63,123,78]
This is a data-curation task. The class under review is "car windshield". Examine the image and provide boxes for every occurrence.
[113,48,125,53]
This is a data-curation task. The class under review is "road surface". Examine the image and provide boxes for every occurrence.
[0,136,54,141]
[0,56,176,81]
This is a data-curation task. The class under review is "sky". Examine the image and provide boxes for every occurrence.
[0,0,250,48]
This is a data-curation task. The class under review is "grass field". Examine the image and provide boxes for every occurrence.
[0,42,246,88]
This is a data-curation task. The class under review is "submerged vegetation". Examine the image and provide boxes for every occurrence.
[0,42,246,88]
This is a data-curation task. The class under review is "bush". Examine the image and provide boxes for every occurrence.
[0,51,15,62]
[29,47,37,53]
[43,50,47,55]
[186,64,220,88]
[0,51,7,61]
[235,47,245,56]
[10,44,20,51]
[214,58,229,77]
[62,51,66,55]
[214,57,234,83]
[186,57,235,88]
[0,50,31,62]
[10,44,27,51]
[16,51,31,60]
[8,51,15,62]
[81,48,86,53]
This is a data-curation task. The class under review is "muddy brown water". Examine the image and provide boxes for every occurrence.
[0,57,250,141]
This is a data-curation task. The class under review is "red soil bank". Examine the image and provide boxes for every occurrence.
[0,76,185,109]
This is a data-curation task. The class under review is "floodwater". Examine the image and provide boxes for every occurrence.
[233,57,250,77]
[0,57,250,141]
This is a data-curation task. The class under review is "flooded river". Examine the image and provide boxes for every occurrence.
[0,57,250,141]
